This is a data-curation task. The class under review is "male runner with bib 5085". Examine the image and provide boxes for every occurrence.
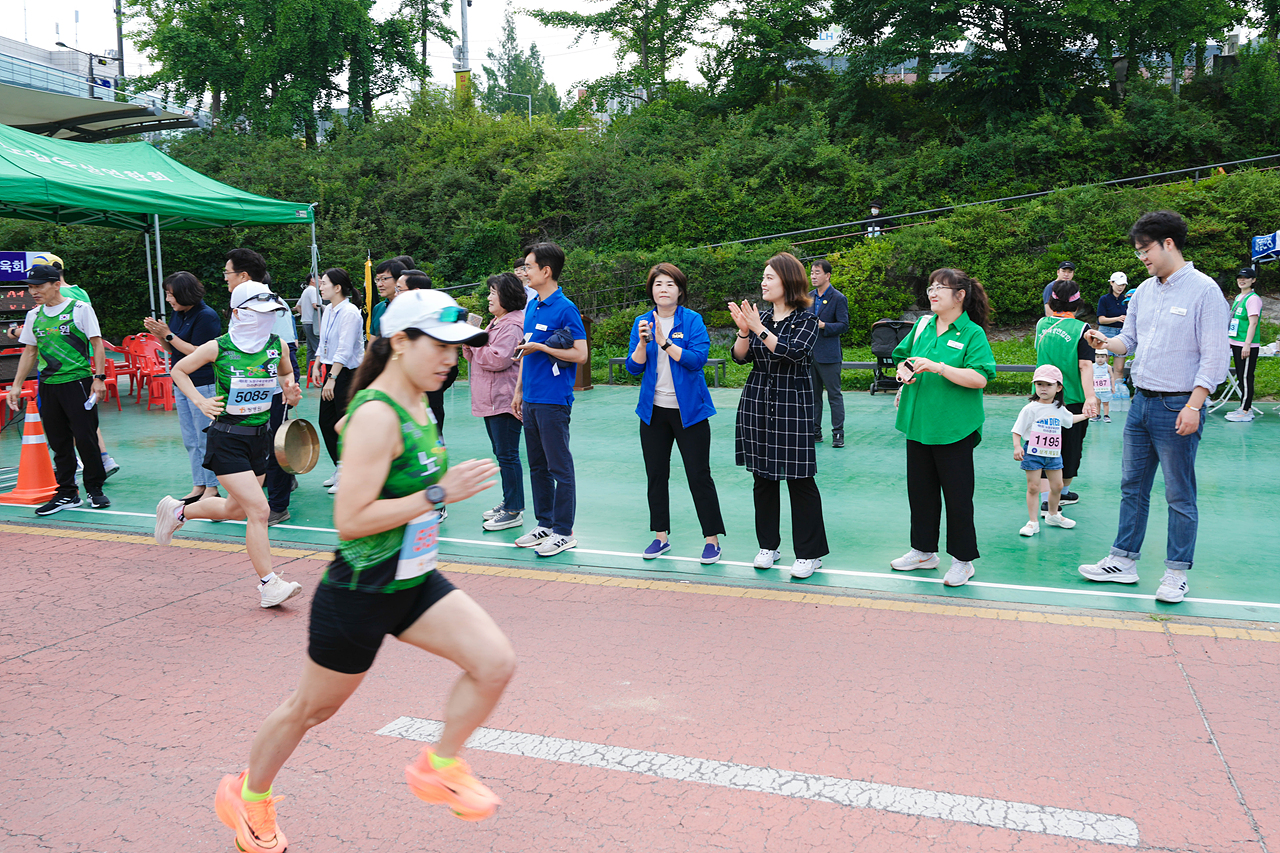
[157,282,305,609]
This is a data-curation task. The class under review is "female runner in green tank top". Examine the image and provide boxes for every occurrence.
[213,289,511,853]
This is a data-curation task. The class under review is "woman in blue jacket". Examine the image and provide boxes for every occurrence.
[626,263,726,565]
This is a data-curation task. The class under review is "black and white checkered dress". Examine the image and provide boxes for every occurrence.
[733,308,820,480]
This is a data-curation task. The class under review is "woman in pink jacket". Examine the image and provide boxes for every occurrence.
[463,273,527,532]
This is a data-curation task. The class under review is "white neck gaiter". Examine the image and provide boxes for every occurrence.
[229,309,278,352]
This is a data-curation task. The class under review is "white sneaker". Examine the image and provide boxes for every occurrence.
[482,502,505,521]
[753,549,781,569]
[889,549,939,571]
[323,464,341,488]
[1044,513,1076,529]
[483,510,523,531]
[514,526,552,548]
[534,534,577,557]
[1019,521,1040,537]
[790,558,821,579]
[943,559,975,587]
[1155,570,1188,603]
[328,473,340,495]
[1079,554,1139,583]
[154,495,185,545]
[260,575,303,608]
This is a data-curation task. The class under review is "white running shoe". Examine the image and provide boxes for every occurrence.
[943,559,975,587]
[1155,570,1188,604]
[1019,521,1040,537]
[1078,554,1139,583]
[889,549,939,571]
[260,575,303,608]
[323,464,341,488]
[534,534,577,557]
[482,502,505,521]
[483,510,523,531]
[514,526,552,548]
[154,495,185,545]
[1225,409,1255,422]
[753,549,781,569]
[790,558,821,579]
[1044,514,1076,529]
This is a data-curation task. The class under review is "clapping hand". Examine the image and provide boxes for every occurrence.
[143,317,168,338]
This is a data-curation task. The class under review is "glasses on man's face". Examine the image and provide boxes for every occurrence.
[1134,245,1157,260]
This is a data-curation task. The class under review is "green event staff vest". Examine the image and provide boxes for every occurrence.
[1229,294,1261,345]
[325,389,449,593]
[212,333,282,427]
[1035,316,1088,405]
[32,299,92,385]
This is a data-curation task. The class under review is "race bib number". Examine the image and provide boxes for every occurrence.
[225,377,276,415]
[396,510,440,580]
[1228,317,1240,337]
[1093,373,1112,394]
[1027,420,1062,457]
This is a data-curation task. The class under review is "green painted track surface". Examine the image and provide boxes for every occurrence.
[2,382,1275,623]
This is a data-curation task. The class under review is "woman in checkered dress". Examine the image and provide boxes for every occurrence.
[729,252,829,580]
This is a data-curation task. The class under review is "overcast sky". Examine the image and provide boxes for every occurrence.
[15,0,701,105]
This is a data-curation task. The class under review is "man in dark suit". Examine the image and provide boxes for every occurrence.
[808,259,849,447]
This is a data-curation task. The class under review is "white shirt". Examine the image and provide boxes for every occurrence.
[317,299,365,368]
[653,313,678,409]
[19,299,101,345]
[298,285,320,324]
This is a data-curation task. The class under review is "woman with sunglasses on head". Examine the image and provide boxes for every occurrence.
[627,263,725,564]
[213,289,513,853]
[889,269,997,587]
[156,282,305,609]
[312,268,365,495]
[729,252,828,579]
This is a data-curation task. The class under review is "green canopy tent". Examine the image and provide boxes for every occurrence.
[0,123,316,319]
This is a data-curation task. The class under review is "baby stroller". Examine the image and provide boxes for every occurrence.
[868,319,914,395]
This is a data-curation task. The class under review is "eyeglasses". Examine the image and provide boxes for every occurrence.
[1134,246,1157,260]
[375,274,395,283]
[926,285,956,295]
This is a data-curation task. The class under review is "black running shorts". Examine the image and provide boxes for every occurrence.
[202,428,271,477]
[307,567,458,674]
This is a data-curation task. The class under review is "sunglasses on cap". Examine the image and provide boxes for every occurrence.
[432,306,467,324]
[233,292,285,309]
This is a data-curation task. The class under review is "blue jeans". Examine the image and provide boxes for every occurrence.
[523,402,574,535]
[1111,391,1204,571]
[485,413,525,512]
[176,381,219,488]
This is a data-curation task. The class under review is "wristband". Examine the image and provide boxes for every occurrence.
[736,332,749,339]
[1184,404,1201,411]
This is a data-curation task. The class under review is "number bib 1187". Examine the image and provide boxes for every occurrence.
[225,376,276,416]
[396,510,441,580]
[1027,422,1063,457]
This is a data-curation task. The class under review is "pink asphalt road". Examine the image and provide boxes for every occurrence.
[2,527,1277,852]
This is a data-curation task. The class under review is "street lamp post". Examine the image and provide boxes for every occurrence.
[56,41,101,99]
[500,91,532,125]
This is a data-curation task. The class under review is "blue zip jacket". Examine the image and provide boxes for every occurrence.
[624,305,716,428]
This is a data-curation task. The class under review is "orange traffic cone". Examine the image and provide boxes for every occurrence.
[0,400,58,505]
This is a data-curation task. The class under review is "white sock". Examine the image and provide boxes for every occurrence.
[260,572,276,585]
[173,507,184,521]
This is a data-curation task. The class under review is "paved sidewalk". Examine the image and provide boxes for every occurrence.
[1,525,1276,852]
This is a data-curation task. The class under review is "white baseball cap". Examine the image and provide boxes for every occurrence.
[230,281,287,313]
[381,288,488,346]
[1109,272,1128,286]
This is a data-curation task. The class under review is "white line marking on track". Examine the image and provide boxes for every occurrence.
[20,507,1280,609]
[378,716,1140,846]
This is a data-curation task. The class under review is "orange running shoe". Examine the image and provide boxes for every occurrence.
[215,771,288,852]
[405,747,501,821]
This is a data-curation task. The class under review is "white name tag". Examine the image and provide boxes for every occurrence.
[947,339,964,349]
[536,323,548,331]
[224,376,275,415]
[1170,307,1187,316]
[396,510,440,580]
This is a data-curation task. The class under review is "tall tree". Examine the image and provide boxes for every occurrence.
[525,0,714,103]
[479,5,561,117]
[699,0,828,104]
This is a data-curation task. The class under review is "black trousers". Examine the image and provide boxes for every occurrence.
[638,406,725,537]
[265,343,299,512]
[906,432,979,562]
[427,389,445,435]
[1231,344,1258,411]
[752,474,828,559]
[40,377,106,497]
[1041,401,1087,482]
[318,367,354,464]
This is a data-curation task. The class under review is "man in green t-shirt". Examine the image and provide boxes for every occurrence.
[6,266,110,515]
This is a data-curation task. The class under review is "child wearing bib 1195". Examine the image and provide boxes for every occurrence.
[1012,364,1090,537]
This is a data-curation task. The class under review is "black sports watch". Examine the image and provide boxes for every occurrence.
[425,484,446,507]
[93,373,107,381]
[660,341,673,351]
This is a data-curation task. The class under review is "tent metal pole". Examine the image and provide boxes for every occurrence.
[153,214,166,321]
[144,223,156,318]
[309,203,319,280]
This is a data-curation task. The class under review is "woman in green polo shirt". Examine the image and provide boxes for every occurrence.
[889,268,997,587]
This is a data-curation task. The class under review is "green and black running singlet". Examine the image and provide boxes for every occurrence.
[323,389,448,593]
[212,333,282,426]
[32,299,92,385]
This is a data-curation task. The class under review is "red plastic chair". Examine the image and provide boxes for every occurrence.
[133,340,169,405]
[101,360,122,411]
[114,335,145,398]
[146,373,175,411]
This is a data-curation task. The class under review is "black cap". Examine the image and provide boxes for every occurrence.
[1237,267,1257,278]
[21,265,62,286]
[1059,261,1076,270]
